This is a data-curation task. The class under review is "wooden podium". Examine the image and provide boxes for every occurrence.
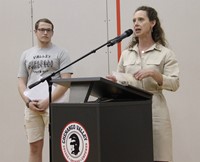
[50,77,153,162]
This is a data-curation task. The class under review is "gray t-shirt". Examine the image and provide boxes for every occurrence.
[18,43,73,87]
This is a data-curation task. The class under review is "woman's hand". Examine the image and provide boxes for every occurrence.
[134,69,153,81]
[106,75,117,82]
[134,69,163,85]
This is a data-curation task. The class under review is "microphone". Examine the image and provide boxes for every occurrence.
[107,29,133,47]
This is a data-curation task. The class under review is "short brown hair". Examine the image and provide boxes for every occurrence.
[35,18,54,31]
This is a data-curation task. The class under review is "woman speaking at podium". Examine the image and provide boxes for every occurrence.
[107,6,180,162]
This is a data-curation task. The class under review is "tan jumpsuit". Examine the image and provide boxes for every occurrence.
[117,43,180,161]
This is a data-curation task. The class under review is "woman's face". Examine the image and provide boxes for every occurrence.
[133,10,155,38]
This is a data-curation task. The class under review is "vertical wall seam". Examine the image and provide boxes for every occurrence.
[30,0,34,46]
[105,0,110,74]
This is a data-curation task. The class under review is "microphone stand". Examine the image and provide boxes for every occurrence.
[28,39,116,162]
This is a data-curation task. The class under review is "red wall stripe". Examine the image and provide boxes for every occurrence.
[116,0,121,61]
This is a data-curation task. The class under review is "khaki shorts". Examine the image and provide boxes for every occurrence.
[24,107,49,143]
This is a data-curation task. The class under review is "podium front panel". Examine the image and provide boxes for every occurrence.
[50,101,153,162]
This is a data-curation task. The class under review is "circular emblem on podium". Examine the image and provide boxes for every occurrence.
[61,122,90,162]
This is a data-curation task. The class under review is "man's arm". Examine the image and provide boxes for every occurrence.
[51,73,72,102]
[18,77,30,105]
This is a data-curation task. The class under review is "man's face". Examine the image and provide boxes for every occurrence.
[35,22,53,44]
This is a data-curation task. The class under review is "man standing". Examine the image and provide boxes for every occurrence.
[17,18,72,162]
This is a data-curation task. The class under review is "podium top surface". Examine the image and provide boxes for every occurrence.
[52,77,152,100]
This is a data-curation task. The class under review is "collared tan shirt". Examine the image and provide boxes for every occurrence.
[117,43,179,92]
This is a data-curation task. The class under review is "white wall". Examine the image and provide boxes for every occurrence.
[0,0,199,161]
[0,0,32,161]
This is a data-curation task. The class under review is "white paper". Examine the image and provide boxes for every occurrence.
[24,81,69,103]
[24,81,55,100]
